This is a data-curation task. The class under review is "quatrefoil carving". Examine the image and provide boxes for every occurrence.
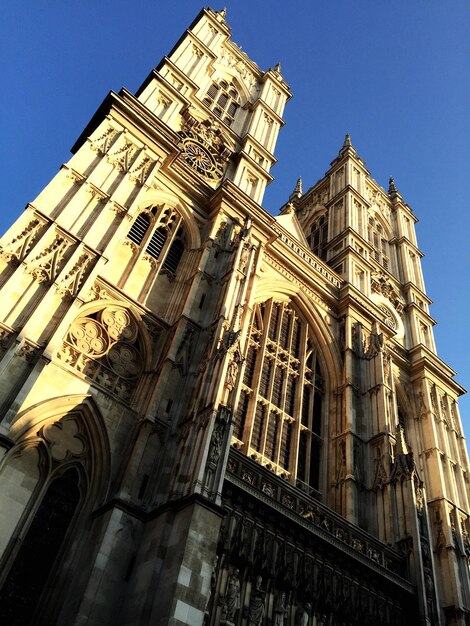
[43,418,85,461]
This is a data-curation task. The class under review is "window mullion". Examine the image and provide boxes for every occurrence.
[292,323,308,483]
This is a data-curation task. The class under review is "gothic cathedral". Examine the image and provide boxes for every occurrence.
[0,8,469,626]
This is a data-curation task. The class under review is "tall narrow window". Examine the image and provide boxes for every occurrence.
[235,300,324,497]
[368,216,390,270]
[202,79,241,127]
[126,205,186,276]
[307,213,329,261]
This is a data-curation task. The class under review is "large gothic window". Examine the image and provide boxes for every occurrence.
[234,300,324,497]
[202,79,240,127]
[0,468,81,625]
[126,204,186,275]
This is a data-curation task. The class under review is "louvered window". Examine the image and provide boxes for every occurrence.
[127,213,151,245]
[126,206,186,276]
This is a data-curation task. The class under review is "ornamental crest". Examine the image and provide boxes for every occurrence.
[371,270,405,313]
[178,109,233,183]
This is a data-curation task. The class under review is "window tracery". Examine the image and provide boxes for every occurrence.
[307,213,328,261]
[234,299,324,496]
[58,306,145,401]
[368,216,390,271]
[202,79,240,127]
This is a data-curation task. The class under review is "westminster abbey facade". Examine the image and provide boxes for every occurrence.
[0,8,469,626]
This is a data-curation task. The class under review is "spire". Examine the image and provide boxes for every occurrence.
[274,62,281,73]
[388,176,403,204]
[338,133,357,157]
[288,177,303,202]
[218,7,227,18]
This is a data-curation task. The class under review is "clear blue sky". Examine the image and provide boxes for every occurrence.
[2,2,470,433]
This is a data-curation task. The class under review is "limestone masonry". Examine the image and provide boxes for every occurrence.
[0,7,468,626]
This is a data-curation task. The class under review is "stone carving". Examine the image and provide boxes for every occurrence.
[0,217,44,264]
[56,252,93,299]
[274,590,287,626]
[433,511,444,552]
[86,281,114,302]
[295,602,311,626]
[225,348,242,390]
[371,270,405,314]
[336,438,346,483]
[208,420,224,465]
[17,341,40,363]
[129,155,156,185]
[0,327,13,355]
[261,481,275,497]
[42,417,85,461]
[221,568,241,622]
[90,126,119,154]
[366,322,384,358]
[248,575,266,626]
[107,141,136,172]
[373,446,387,490]
[219,47,257,88]
[58,306,144,400]
[28,234,69,284]
[178,109,233,183]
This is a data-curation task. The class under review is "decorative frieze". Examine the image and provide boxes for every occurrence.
[28,234,71,284]
[0,216,46,264]
[55,252,94,299]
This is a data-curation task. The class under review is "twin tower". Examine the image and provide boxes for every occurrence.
[0,8,468,626]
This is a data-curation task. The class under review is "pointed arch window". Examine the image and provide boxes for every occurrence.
[234,299,325,498]
[368,216,390,271]
[202,79,241,127]
[0,468,81,625]
[307,213,329,261]
[126,204,186,275]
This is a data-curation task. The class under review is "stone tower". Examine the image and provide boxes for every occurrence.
[0,7,468,626]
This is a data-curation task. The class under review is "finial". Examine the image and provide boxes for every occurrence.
[219,7,227,17]
[274,62,281,73]
[294,177,303,196]
[289,177,303,202]
[338,133,356,157]
[388,177,398,195]
[396,425,409,456]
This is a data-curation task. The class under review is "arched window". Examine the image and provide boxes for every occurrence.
[307,213,328,261]
[368,216,390,271]
[126,205,186,275]
[234,299,324,497]
[0,468,81,625]
[202,79,241,127]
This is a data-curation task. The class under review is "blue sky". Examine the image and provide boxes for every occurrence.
[2,2,470,433]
